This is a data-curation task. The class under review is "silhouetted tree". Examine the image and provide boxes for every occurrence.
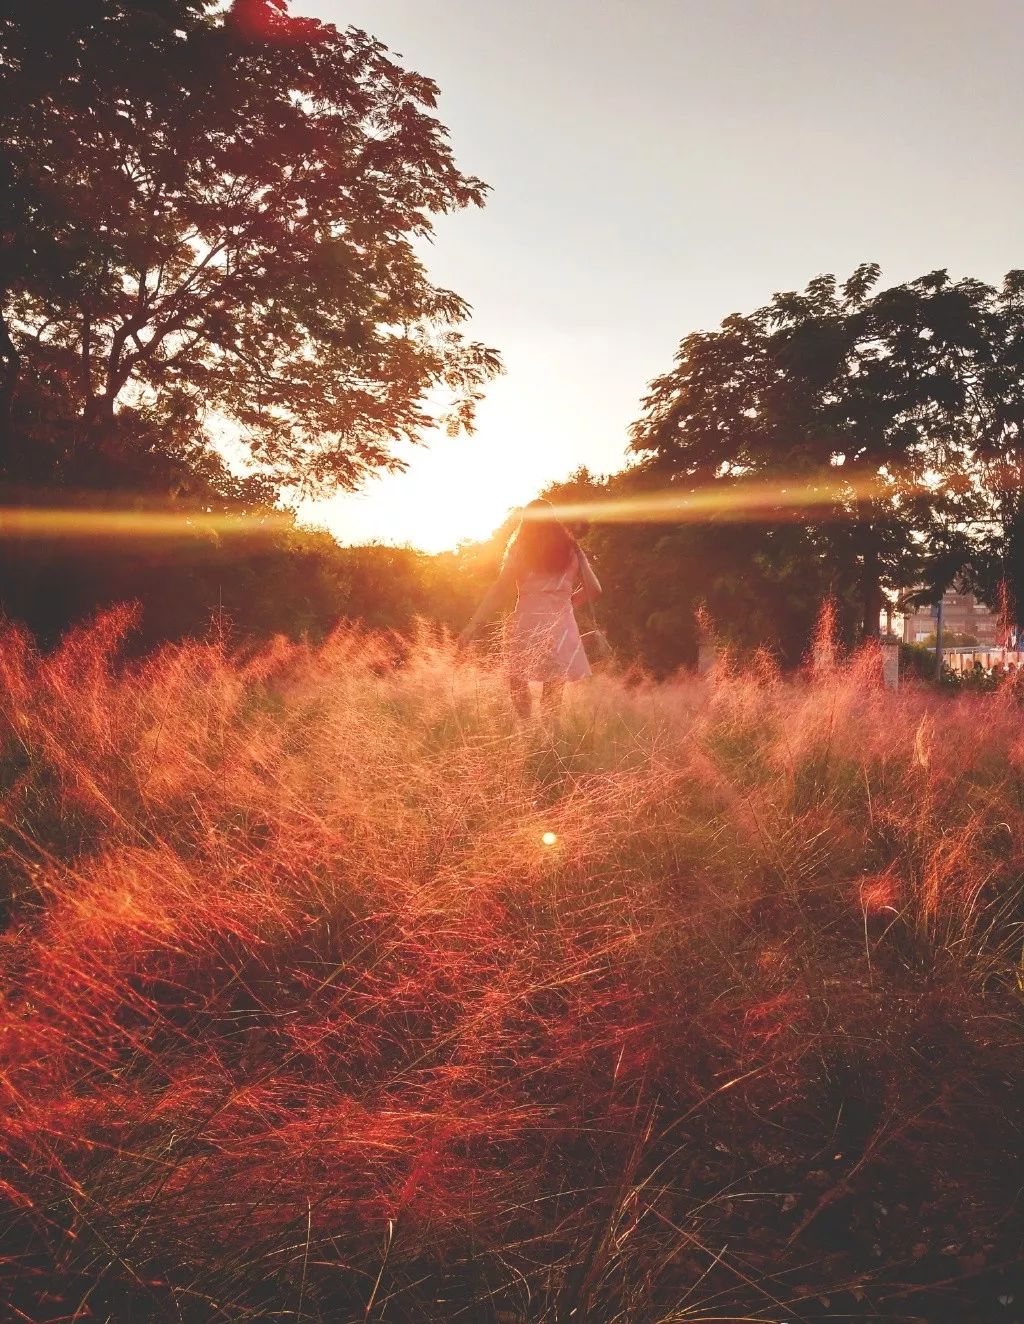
[631,266,1008,639]
[961,271,1024,626]
[0,0,500,498]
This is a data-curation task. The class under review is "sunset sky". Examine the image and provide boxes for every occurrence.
[301,0,1024,553]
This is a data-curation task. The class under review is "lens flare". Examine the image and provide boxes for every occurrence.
[1,465,968,546]
[541,831,558,847]
[529,468,962,528]
[0,507,293,540]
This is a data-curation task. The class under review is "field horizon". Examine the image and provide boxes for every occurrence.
[1,608,1022,1323]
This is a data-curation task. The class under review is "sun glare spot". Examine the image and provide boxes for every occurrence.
[541,831,558,847]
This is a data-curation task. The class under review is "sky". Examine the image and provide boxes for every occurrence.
[300,0,1024,552]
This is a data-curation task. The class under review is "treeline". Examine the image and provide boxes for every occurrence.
[0,517,504,655]
[0,452,1009,675]
[0,485,831,674]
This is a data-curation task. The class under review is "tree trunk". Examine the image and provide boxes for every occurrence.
[860,544,882,639]
[0,308,20,463]
[1006,492,1024,634]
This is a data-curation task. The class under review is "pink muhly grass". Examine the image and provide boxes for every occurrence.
[0,609,1021,1320]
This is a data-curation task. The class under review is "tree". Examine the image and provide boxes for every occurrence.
[962,271,1024,627]
[0,0,500,501]
[630,266,1003,640]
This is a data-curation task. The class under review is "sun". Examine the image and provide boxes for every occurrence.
[305,432,528,553]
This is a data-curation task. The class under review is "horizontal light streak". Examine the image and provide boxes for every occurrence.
[535,470,946,527]
[0,466,964,545]
[0,507,293,540]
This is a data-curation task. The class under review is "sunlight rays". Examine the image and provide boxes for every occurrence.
[535,468,949,528]
[0,507,293,539]
[0,467,960,545]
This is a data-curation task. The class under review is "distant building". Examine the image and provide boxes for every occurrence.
[902,588,1000,646]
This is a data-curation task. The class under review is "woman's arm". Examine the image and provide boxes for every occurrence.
[572,546,602,607]
[458,560,517,646]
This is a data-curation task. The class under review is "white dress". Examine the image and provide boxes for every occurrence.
[507,550,591,683]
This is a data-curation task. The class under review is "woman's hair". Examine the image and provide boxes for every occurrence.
[504,499,576,576]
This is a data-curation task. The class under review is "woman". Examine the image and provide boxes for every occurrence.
[459,499,602,718]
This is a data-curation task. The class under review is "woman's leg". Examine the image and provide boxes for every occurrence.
[509,674,532,720]
[540,680,564,719]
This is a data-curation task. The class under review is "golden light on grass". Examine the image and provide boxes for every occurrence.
[859,873,899,913]
[0,609,1020,1317]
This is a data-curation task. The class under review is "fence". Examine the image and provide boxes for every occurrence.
[941,647,1023,674]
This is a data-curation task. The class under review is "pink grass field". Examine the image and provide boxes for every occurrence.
[0,607,1022,1322]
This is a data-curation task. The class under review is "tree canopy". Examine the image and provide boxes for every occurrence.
[0,0,500,503]
[630,266,1024,639]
